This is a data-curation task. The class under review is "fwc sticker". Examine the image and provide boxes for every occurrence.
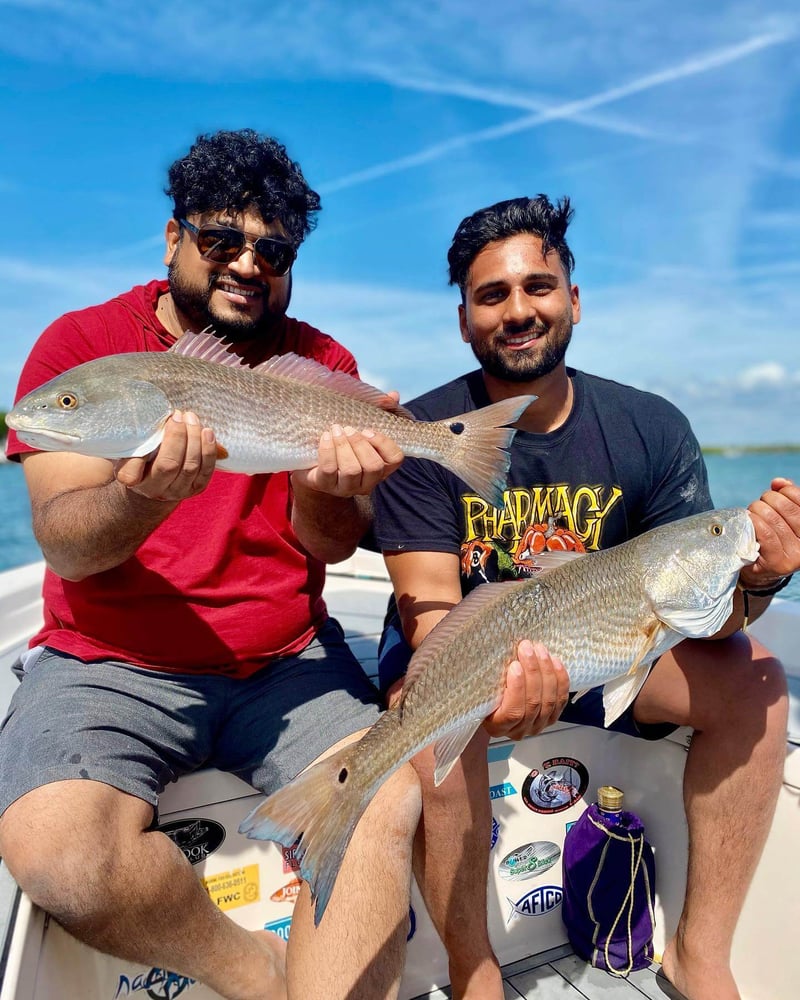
[521,757,588,813]
[203,864,260,912]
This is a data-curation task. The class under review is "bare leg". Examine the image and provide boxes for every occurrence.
[408,731,503,1000]
[285,731,422,1000]
[634,632,788,1000]
[0,780,284,1000]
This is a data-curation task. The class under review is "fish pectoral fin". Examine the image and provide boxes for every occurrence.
[433,713,493,787]
[216,443,229,460]
[598,619,670,728]
[601,665,652,728]
[125,424,169,458]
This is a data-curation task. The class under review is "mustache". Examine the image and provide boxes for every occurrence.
[210,273,266,291]
[503,319,548,337]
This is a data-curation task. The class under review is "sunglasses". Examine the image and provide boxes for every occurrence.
[178,218,296,276]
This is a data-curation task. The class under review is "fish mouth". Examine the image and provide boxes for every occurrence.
[739,517,760,565]
[10,424,81,447]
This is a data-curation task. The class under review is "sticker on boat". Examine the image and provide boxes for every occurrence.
[521,757,588,813]
[498,841,561,881]
[157,817,226,865]
[506,885,564,923]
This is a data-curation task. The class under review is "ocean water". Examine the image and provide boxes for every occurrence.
[1,451,799,602]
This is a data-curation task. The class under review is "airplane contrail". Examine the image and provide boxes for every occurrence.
[319,27,795,194]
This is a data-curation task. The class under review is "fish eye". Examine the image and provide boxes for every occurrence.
[710,522,723,536]
[57,392,78,410]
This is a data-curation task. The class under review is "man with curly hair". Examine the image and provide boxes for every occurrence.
[1,130,421,1000]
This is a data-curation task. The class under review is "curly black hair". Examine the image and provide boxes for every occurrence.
[447,195,575,296]
[165,129,321,248]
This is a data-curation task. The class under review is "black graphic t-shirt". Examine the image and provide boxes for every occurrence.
[373,368,712,596]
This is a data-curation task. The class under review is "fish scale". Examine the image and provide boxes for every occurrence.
[240,507,759,925]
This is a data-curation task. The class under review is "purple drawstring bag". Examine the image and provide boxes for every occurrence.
[561,802,656,976]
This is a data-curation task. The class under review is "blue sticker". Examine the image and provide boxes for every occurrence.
[489,781,517,800]
[487,744,514,763]
[506,885,563,923]
[264,916,293,942]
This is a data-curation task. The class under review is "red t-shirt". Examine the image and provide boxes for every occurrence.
[6,280,360,677]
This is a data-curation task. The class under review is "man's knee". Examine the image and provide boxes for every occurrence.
[361,762,421,844]
[0,781,151,911]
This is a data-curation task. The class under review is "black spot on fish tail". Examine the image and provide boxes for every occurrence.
[449,421,465,434]
[338,768,348,783]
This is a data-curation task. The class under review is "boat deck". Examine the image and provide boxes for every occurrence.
[419,945,677,999]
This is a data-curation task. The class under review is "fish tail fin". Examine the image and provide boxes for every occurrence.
[437,395,536,507]
[238,744,371,925]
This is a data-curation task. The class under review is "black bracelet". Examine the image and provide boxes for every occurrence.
[737,575,793,629]
[739,574,794,598]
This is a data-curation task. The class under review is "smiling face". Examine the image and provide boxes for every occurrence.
[164,207,293,342]
[459,233,580,385]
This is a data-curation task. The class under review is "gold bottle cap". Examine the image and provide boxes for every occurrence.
[597,785,624,812]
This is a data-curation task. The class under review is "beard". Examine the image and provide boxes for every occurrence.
[167,255,291,343]
[467,319,573,383]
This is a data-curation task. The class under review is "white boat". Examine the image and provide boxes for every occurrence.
[1,551,798,1000]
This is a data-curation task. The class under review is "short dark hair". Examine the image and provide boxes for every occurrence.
[165,129,321,247]
[447,195,575,294]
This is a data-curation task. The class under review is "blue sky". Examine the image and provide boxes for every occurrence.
[1,0,798,445]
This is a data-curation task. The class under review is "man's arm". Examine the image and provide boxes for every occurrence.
[290,426,404,564]
[384,549,570,739]
[713,478,800,637]
[21,411,218,581]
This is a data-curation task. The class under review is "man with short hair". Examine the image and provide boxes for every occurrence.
[374,195,799,1000]
[1,129,421,1000]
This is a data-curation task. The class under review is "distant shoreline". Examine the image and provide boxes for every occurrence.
[702,444,800,455]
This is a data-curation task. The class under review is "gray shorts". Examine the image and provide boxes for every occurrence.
[0,618,382,818]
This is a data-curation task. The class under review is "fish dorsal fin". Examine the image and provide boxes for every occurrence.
[258,353,415,417]
[402,582,528,693]
[528,550,588,572]
[170,328,414,416]
[169,327,252,368]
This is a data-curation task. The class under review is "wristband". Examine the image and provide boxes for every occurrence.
[737,574,793,629]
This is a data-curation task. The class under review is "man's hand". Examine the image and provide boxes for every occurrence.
[740,478,800,589]
[114,410,219,503]
[291,424,404,498]
[484,640,571,741]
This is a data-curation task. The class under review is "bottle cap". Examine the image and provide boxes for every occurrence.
[597,785,624,812]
